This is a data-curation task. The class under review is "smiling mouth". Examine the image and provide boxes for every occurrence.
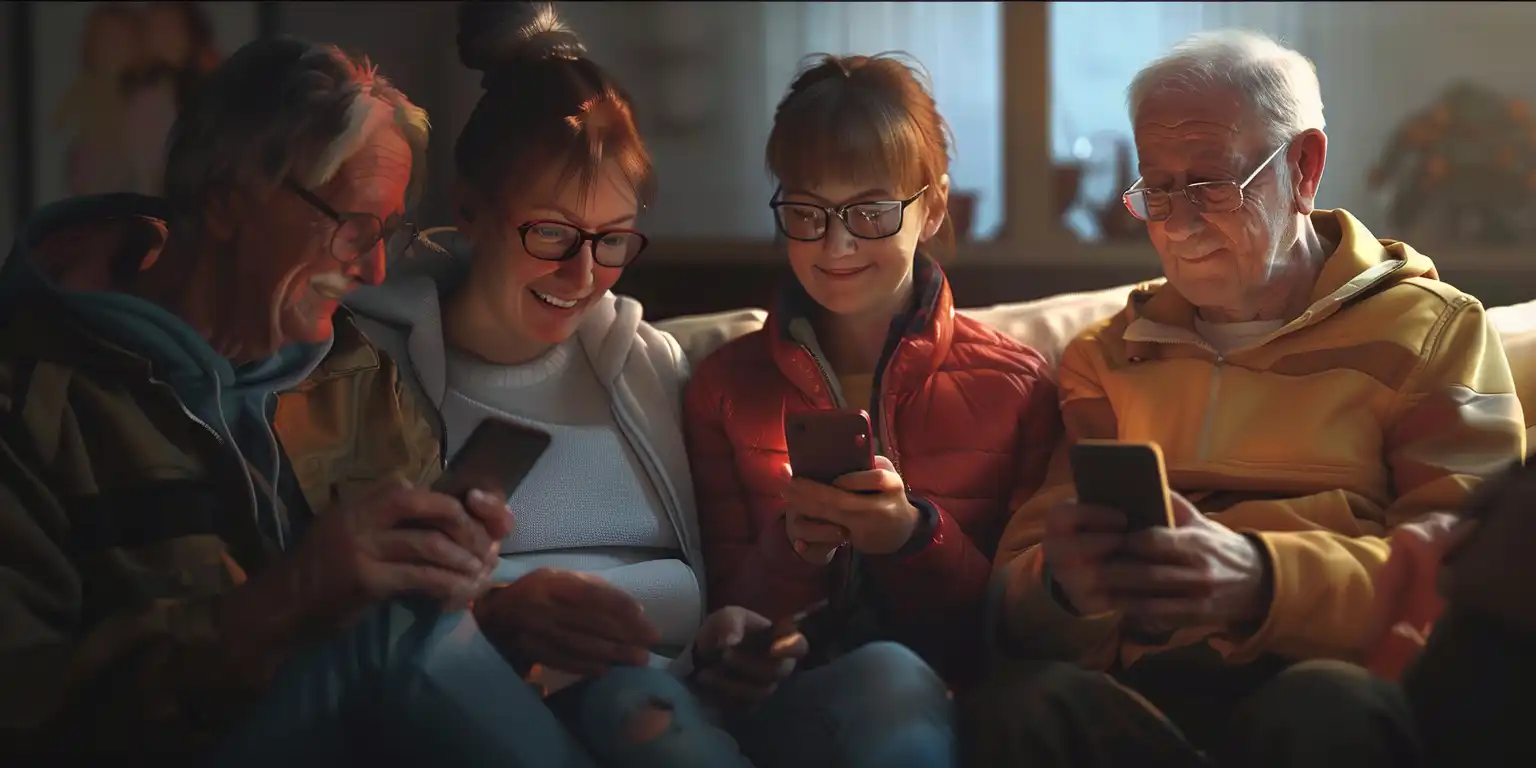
[530,289,582,309]
[817,264,872,277]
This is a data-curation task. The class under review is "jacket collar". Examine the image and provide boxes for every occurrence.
[1122,209,1427,361]
[765,254,955,400]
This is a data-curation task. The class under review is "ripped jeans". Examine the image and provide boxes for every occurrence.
[209,600,956,768]
[549,640,957,768]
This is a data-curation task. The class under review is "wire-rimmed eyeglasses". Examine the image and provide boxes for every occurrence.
[285,178,430,262]
[1122,144,1287,222]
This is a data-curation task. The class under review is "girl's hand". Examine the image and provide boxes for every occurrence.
[782,455,921,556]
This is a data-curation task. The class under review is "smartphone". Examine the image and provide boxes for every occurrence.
[738,600,831,656]
[1069,440,1175,531]
[433,419,553,502]
[784,409,875,485]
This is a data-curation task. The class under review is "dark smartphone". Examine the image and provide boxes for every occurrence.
[784,409,875,485]
[1069,440,1175,531]
[738,600,831,656]
[433,419,552,502]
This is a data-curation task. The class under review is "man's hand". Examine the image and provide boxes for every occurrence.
[1106,493,1271,631]
[1043,492,1270,630]
[1366,511,1476,680]
[689,606,808,707]
[1041,498,1127,616]
[474,568,659,677]
[261,478,511,630]
[782,455,919,559]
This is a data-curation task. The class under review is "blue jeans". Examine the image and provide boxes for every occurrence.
[210,599,592,767]
[550,641,956,768]
[211,601,955,767]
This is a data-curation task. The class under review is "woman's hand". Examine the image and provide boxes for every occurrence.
[782,455,921,557]
[474,568,659,677]
[689,606,808,707]
[1365,512,1477,681]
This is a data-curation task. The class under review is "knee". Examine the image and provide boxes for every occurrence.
[965,660,1105,719]
[1236,660,1413,739]
[569,667,743,766]
[837,641,949,699]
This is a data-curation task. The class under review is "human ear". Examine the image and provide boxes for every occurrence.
[919,173,952,241]
[1290,130,1328,214]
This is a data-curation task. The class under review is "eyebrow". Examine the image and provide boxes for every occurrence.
[538,204,636,229]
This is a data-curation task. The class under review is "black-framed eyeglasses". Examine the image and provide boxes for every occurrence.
[1122,144,1287,222]
[514,219,649,268]
[769,185,930,242]
[284,178,424,263]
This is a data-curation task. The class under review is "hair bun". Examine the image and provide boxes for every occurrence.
[457,1,585,87]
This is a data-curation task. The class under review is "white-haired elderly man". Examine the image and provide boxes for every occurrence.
[0,37,588,765]
[966,30,1527,767]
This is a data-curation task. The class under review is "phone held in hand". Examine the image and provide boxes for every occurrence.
[784,409,876,485]
[1069,440,1176,531]
[433,418,553,502]
[738,599,831,656]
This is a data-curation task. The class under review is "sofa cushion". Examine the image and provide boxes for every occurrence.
[956,284,1141,367]
[655,287,1536,428]
[655,284,1142,369]
[1488,298,1536,428]
[655,307,769,368]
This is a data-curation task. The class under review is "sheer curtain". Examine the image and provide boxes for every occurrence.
[761,2,1005,239]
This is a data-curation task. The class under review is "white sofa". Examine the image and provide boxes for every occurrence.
[654,283,1536,439]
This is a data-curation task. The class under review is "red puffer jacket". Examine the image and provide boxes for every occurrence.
[683,257,1061,687]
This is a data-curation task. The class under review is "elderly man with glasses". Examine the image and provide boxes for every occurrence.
[966,30,1528,768]
[0,37,608,765]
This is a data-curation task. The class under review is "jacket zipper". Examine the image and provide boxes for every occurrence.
[148,377,264,547]
[1195,356,1224,462]
[610,400,700,573]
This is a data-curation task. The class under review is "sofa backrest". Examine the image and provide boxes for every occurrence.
[655,288,1536,431]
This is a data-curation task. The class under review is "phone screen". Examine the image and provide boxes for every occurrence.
[1069,441,1174,531]
[784,410,874,485]
[433,419,552,501]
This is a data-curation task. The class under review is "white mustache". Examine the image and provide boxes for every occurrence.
[309,272,354,298]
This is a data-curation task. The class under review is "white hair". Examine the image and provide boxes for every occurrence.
[300,62,432,199]
[164,40,432,236]
[1127,29,1325,146]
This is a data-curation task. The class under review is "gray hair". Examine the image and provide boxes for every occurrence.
[162,37,430,238]
[1127,29,1325,147]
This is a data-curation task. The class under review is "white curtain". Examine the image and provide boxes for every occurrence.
[761,2,1005,239]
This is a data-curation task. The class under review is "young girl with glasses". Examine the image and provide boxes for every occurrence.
[685,53,1063,694]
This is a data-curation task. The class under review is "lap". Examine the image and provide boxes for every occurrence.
[735,641,957,768]
[960,655,1415,768]
[214,599,594,768]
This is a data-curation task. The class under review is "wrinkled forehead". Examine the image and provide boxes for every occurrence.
[320,123,414,214]
[1133,86,1268,165]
